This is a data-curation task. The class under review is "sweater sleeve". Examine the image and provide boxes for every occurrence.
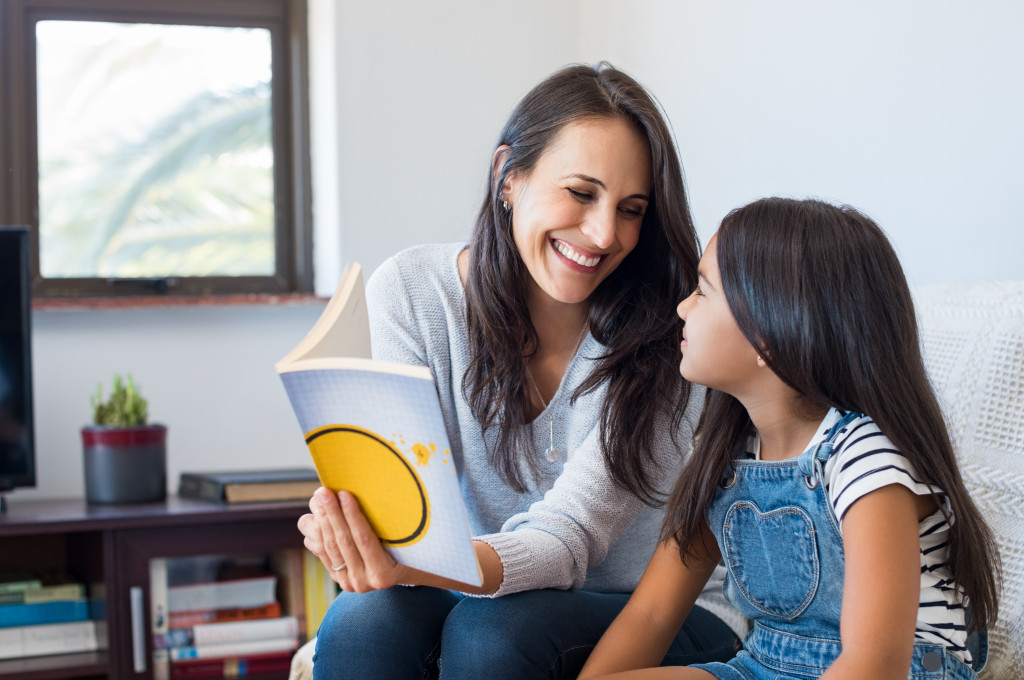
[476,386,705,597]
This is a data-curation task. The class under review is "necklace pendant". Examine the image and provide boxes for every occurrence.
[545,446,561,463]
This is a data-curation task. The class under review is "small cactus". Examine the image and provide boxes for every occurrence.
[91,374,149,427]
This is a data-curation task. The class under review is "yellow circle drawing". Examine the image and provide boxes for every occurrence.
[305,424,430,547]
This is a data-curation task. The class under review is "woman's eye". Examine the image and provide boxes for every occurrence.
[567,187,592,200]
[620,205,645,218]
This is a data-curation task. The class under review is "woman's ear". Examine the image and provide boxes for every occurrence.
[492,145,513,205]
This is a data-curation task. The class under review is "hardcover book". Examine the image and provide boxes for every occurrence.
[169,650,293,679]
[167,576,277,614]
[178,468,320,504]
[275,263,482,587]
[0,600,89,628]
[165,615,299,648]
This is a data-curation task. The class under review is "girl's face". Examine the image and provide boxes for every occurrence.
[677,235,760,392]
[504,117,651,307]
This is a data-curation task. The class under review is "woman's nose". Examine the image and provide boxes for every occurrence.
[581,208,617,250]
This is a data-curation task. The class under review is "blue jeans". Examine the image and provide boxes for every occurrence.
[312,587,741,679]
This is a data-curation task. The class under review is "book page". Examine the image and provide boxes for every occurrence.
[279,367,481,586]
[276,262,370,370]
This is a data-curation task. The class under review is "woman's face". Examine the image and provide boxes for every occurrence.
[676,235,760,393]
[504,117,651,307]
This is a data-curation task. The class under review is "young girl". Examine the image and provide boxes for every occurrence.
[578,197,1000,680]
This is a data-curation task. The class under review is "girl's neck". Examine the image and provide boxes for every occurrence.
[745,395,829,462]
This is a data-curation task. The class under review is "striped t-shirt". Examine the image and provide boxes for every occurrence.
[749,408,970,663]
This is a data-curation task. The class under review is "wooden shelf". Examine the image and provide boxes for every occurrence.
[0,497,307,680]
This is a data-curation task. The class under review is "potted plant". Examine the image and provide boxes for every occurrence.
[81,374,167,504]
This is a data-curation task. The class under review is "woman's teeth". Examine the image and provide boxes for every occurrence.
[554,241,601,267]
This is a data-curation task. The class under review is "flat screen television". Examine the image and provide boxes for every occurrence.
[0,226,36,502]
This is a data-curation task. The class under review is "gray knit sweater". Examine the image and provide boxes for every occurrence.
[366,243,744,635]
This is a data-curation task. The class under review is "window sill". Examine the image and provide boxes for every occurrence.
[32,293,326,311]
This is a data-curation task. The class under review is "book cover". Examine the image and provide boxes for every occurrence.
[169,650,293,679]
[0,619,102,660]
[167,576,277,614]
[167,602,281,630]
[165,615,299,648]
[276,263,482,587]
[0,600,89,628]
[167,635,298,661]
[178,468,319,504]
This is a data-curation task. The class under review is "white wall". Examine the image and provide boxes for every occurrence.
[17,1,581,502]
[580,0,1024,288]
[17,1,1024,502]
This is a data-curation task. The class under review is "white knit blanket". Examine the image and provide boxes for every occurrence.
[916,280,1024,680]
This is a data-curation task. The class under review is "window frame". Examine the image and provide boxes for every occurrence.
[0,0,313,299]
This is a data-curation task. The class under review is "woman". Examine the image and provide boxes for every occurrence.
[299,62,744,679]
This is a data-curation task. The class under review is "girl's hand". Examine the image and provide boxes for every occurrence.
[578,527,721,679]
[297,487,411,592]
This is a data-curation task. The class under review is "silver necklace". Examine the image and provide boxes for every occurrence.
[527,322,589,462]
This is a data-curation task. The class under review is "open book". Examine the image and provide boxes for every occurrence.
[275,264,482,586]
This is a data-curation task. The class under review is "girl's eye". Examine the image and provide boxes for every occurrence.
[693,285,703,297]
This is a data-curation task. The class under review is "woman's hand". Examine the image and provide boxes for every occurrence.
[297,487,411,592]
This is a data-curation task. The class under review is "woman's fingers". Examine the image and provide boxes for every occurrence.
[337,490,405,590]
[297,512,323,557]
[312,487,361,588]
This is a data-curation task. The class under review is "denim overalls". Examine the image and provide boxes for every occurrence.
[692,412,986,680]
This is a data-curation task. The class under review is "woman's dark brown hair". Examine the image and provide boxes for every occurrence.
[663,197,1000,629]
[463,62,700,502]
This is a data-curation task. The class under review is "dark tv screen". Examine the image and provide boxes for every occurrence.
[0,226,35,493]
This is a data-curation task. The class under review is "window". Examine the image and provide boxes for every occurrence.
[0,0,312,298]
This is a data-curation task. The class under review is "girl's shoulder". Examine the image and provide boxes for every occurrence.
[818,410,944,525]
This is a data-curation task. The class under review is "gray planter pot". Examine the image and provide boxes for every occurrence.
[81,424,167,504]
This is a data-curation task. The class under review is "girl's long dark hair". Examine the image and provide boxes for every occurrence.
[464,63,699,502]
[663,197,1000,630]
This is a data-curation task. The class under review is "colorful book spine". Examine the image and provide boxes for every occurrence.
[167,635,298,661]
[167,576,277,613]
[169,650,293,679]
[0,580,42,596]
[0,600,89,628]
[0,619,103,660]
[165,616,299,648]
[167,602,281,630]
[0,583,87,605]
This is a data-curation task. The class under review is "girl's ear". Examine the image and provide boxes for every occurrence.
[756,354,769,368]
[492,145,513,204]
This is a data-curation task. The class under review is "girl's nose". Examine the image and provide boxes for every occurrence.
[677,293,694,320]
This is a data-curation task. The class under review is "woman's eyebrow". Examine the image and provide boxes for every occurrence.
[560,173,650,202]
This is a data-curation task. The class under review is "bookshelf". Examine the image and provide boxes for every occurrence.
[0,497,308,680]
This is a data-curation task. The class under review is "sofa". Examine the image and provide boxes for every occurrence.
[289,280,1024,680]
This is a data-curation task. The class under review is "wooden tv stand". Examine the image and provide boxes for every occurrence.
[0,496,307,680]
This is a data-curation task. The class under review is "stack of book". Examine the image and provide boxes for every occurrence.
[151,562,301,680]
[0,577,105,660]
